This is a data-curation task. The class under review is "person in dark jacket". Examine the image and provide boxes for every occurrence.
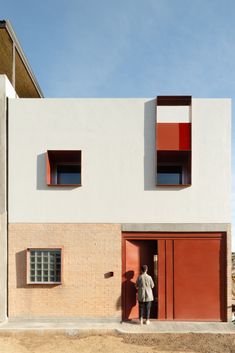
[135,265,154,325]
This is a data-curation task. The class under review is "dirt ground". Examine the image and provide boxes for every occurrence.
[0,332,234,353]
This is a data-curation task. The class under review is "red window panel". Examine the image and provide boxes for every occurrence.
[46,152,51,185]
[179,123,191,150]
[156,123,191,151]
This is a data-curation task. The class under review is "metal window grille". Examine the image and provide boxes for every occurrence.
[30,250,61,283]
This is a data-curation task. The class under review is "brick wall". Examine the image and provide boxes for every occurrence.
[8,224,230,321]
[8,224,122,318]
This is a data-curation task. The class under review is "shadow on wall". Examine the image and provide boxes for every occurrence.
[15,250,27,288]
[121,270,136,320]
[144,99,157,191]
[116,295,121,311]
[15,250,60,289]
[144,99,188,192]
[37,153,49,190]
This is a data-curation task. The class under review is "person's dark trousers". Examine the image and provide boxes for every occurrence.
[139,301,152,320]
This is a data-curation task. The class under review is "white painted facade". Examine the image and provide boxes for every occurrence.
[157,105,191,122]
[8,97,231,224]
[0,75,16,321]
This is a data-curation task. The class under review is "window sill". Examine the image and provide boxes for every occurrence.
[47,184,82,187]
[27,282,62,285]
[156,184,191,187]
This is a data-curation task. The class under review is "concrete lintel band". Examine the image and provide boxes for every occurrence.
[121,223,230,232]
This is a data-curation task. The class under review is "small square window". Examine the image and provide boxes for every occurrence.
[46,150,82,186]
[27,249,62,284]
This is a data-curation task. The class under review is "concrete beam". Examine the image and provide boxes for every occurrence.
[121,223,230,232]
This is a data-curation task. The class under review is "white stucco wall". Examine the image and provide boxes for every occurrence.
[0,75,17,99]
[157,106,191,122]
[0,75,16,321]
[8,98,231,223]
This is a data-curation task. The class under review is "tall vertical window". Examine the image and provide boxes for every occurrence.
[156,96,192,187]
[28,249,61,284]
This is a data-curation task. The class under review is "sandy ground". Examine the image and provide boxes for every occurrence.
[0,333,234,353]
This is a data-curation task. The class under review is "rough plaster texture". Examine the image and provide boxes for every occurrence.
[0,75,16,321]
[8,98,231,224]
[8,223,122,318]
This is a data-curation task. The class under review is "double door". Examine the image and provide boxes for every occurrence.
[122,233,226,321]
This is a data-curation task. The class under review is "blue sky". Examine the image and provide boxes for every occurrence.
[2,0,235,245]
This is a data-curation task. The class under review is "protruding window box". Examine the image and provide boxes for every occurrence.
[156,96,192,187]
[27,248,62,285]
[156,151,191,187]
[46,150,82,186]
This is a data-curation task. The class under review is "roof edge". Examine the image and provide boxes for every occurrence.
[0,20,44,98]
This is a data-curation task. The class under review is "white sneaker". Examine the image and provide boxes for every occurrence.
[145,320,150,325]
[139,318,143,325]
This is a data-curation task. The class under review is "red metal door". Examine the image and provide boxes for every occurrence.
[157,236,226,321]
[123,240,156,320]
[123,232,226,322]
[173,238,225,321]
